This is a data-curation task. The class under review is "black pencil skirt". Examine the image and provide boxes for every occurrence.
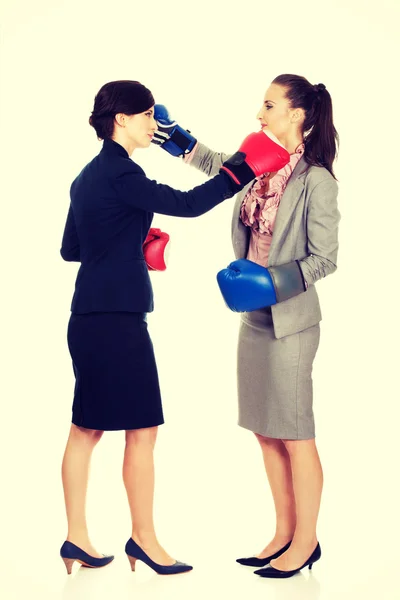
[67,312,164,431]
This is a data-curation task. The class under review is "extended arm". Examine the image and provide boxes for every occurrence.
[152,104,232,177]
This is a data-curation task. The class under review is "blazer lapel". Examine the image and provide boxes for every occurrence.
[268,157,308,263]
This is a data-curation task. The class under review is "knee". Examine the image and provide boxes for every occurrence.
[125,426,158,448]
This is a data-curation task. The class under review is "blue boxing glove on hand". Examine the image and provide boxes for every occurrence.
[216,259,307,312]
[151,104,197,157]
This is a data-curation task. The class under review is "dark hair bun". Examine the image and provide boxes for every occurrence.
[89,80,154,140]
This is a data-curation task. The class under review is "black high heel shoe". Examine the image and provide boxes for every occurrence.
[125,538,193,575]
[254,542,321,578]
[236,540,292,567]
[60,541,114,574]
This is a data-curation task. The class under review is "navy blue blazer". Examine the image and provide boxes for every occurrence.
[61,138,236,314]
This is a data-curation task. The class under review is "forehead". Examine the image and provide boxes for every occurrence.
[263,84,288,103]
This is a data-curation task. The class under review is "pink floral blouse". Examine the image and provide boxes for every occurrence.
[240,143,305,266]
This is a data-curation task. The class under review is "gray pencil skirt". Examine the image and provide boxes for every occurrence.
[237,307,320,440]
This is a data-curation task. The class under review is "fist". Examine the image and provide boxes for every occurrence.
[143,228,170,271]
[216,259,277,312]
[220,130,290,187]
[151,104,197,157]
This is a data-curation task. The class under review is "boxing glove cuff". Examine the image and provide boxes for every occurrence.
[268,261,307,303]
[163,126,197,157]
[220,152,255,186]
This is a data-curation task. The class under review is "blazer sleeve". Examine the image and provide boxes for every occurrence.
[60,204,81,262]
[299,178,340,286]
[114,166,238,217]
[185,142,232,177]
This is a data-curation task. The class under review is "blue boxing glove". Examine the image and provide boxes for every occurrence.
[151,104,197,157]
[216,259,307,312]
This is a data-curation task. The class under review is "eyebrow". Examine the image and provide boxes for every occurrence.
[264,100,276,104]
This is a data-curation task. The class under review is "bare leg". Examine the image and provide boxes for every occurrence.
[61,424,104,557]
[270,438,322,570]
[123,427,175,565]
[254,434,297,557]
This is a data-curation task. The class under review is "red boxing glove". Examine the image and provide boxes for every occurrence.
[220,130,290,186]
[143,228,170,271]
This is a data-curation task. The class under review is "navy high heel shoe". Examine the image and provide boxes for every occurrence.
[125,538,193,575]
[254,542,321,578]
[60,541,114,574]
[236,540,292,567]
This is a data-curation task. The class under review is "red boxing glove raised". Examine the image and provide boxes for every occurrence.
[143,228,170,271]
[220,130,290,186]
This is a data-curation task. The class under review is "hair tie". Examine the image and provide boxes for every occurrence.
[314,83,326,93]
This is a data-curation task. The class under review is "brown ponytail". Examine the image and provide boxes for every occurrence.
[272,74,339,179]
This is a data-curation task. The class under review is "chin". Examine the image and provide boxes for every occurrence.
[135,140,150,150]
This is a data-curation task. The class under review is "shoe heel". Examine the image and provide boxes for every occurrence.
[62,557,76,575]
[127,555,137,572]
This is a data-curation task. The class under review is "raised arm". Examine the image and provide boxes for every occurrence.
[151,104,231,177]
[117,129,290,217]
[185,142,231,177]
[114,167,238,217]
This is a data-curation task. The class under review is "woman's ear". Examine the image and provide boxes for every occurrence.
[115,113,126,127]
[290,109,301,123]
[291,108,306,128]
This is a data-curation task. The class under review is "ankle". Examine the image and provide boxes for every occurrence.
[274,528,296,542]
[67,535,91,547]
[67,527,90,541]
[290,533,318,549]
[131,530,158,547]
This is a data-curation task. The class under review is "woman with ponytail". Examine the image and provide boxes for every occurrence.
[153,74,341,578]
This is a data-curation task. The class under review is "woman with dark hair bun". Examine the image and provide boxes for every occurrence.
[59,80,291,576]
[153,73,341,578]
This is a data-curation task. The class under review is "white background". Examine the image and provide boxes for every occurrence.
[1,0,399,598]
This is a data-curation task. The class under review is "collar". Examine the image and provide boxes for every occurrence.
[101,137,130,159]
[291,155,308,182]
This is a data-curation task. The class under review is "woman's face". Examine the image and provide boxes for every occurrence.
[257,84,302,141]
[124,107,157,149]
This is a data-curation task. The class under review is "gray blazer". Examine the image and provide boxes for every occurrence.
[188,143,341,338]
